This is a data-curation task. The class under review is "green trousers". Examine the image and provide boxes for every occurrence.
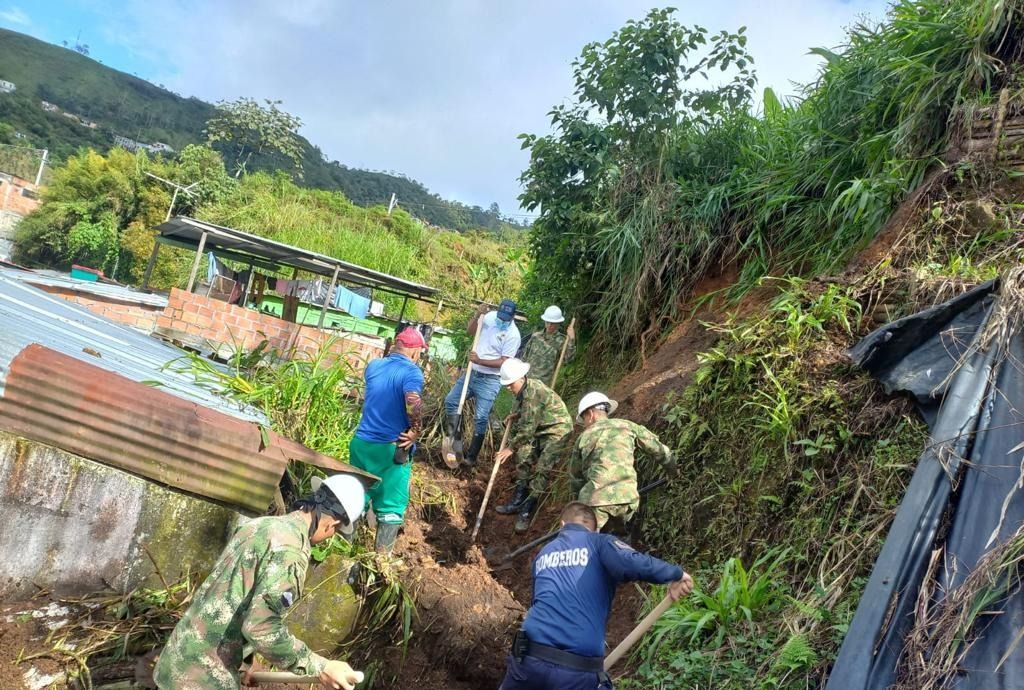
[348,436,411,526]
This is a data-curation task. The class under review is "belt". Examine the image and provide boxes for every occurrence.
[513,632,604,673]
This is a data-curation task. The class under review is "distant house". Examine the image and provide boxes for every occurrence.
[147,142,174,154]
[40,101,59,112]
[113,134,145,152]
[0,80,15,94]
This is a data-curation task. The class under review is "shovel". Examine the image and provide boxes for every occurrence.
[486,477,668,571]
[136,650,364,687]
[604,594,674,670]
[470,417,514,542]
[442,317,485,469]
[549,316,576,390]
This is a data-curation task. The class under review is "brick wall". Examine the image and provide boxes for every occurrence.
[156,288,384,370]
[0,176,41,217]
[35,285,162,332]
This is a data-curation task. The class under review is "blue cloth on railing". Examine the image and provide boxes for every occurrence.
[332,285,371,319]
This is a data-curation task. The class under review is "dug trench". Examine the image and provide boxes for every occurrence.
[372,448,650,690]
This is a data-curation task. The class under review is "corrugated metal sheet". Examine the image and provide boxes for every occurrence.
[0,275,376,512]
[1,268,170,308]
[0,272,263,421]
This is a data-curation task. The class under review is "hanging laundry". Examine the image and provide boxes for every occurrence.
[332,285,372,319]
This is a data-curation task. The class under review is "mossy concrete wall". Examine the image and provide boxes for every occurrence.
[287,554,360,653]
[0,432,238,600]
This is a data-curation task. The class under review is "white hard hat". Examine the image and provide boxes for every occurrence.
[576,391,618,422]
[311,474,366,536]
[541,305,565,323]
[499,357,531,385]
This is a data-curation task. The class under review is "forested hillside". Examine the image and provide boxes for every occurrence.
[0,28,517,232]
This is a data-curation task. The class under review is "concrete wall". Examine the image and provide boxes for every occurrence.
[156,288,384,369]
[0,432,238,600]
[31,284,163,333]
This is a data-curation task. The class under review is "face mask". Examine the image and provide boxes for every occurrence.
[497,319,511,332]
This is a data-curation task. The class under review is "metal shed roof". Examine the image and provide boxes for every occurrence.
[0,272,376,512]
[156,216,439,300]
[0,269,261,420]
[4,268,170,308]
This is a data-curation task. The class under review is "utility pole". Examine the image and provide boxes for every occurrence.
[34,149,48,186]
[387,193,397,216]
[144,172,198,221]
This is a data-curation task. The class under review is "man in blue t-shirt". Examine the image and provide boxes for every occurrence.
[349,327,426,552]
[499,502,694,690]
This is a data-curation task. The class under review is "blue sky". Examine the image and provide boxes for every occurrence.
[2,1,889,214]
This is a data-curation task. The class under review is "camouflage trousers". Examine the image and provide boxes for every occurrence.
[593,502,636,530]
[515,432,570,497]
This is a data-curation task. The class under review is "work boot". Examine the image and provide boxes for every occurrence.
[515,497,538,533]
[460,432,486,468]
[496,484,529,514]
[375,523,401,554]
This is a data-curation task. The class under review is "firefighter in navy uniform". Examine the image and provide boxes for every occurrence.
[499,502,694,690]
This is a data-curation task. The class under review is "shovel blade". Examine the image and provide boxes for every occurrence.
[441,414,465,468]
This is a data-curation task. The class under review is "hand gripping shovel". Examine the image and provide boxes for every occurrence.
[470,417,514,541]
[442,317,484,469]
[604,594,674,670]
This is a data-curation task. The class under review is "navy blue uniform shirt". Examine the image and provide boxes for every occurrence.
[521,523,683,658]
[355,353,424,444]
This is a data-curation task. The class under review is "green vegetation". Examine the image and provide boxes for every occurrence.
[520,0,1023,354]
[0,27,521,232]
[620,157,1024,687]
[205,97,305,177]
[13,145,526,317]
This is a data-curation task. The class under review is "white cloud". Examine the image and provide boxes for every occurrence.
[51,0,889,212]
[0,6,31,26]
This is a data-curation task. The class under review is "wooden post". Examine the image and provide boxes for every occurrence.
[243,264,255,307]
[318,265,340,329]
[141,240,161,291]
[431,298,443,325]
[185,231,207,293]
[396,295,409,332]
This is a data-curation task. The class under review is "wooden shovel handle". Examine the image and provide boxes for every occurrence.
[457,317,485,413]
[470,418,513,541]
[604,594,674,670]
[249,670,318,683]
[249,669,366,684]
[549,316,575,390]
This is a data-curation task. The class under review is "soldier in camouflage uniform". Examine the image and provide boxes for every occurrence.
[521,305,575,385]
[153,475,367,690]
[494,358,574,532]
[571,392,674,529]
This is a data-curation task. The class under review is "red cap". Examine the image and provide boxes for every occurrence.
[395,327,426,349]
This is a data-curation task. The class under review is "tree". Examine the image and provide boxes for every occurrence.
[205,97,304,178]
[517,8,755,349]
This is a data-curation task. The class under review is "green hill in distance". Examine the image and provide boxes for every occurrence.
[0,27,522,232]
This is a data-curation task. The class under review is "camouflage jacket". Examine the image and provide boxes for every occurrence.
[153,512,325,690]
[570,417,673,510]
[522,330,575,384]
[509,378,573,463]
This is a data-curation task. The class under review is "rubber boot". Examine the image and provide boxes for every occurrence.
[445,414,460,437]
[375,523,401,554]
[514,497,538,533]
[496,484,528,514]
[460,432,486,468]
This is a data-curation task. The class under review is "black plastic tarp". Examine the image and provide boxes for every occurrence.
[827,277,1024,689]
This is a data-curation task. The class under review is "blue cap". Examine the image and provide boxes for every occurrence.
[496,299,517,322]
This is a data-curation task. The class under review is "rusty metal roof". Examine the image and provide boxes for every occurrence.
[0,274,375,513]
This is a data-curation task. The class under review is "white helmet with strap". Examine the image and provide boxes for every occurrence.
[499,357,531,385]
[576,391,618,422]
[541,305,565,323]
[311,474,366,535]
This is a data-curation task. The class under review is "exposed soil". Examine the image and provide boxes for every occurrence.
[0,602,72,690]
